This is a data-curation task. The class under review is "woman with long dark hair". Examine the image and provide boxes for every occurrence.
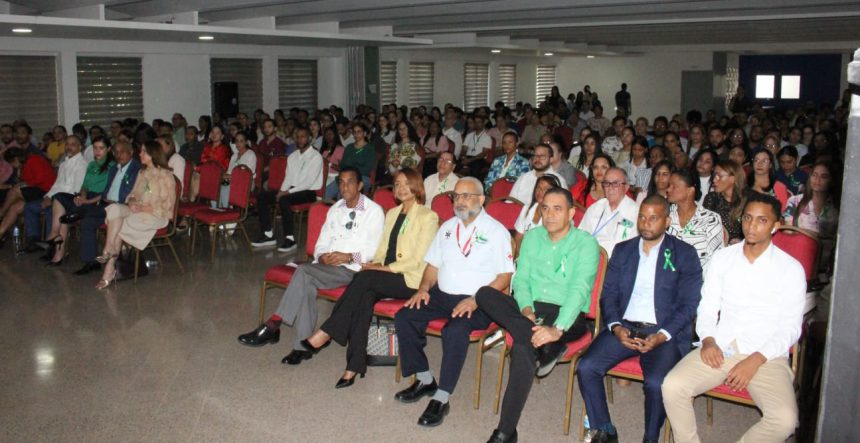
[575,133,602,177]
[577,153,615,208]
[783,161,840,238]
[747,149,789,211]
[320,126,345,188]
[637,160,673,204]
[703,159,746,244]
[692,149,718,204]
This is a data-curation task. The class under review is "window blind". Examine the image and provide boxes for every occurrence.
[278,59,318,111]
[380,61,397,106]
[497,64,517,107]
[77,56,143,128]
[464,63,489,110]
[210,58,263,115]
[535,65,557,104]
[0,55,59,137]
[408,62,434,107]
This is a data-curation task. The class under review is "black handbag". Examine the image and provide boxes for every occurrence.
[115,247,148,281]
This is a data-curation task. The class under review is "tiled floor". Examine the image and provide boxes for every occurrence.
[0,231,767,443]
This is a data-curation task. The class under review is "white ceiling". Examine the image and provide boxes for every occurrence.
[4,0,860,52]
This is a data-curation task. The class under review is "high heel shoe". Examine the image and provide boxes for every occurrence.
[335,372,365,389]
[94,252,118,264]
[95,270,117,290]
[300,338,331,355]
[45,253,70,267]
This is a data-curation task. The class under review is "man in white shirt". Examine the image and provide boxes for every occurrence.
[579,167,640,257]
[25,135,88,251]
[509,144,567,207]
[601,116,628,157]
[424,152,460,209]
[459,115,493,180]
[662,193,805,443]
[336,117,355,147]
[251,128,323,252]
[238,167,385,365]
[443,112,464,159]
[588,104,612,137]
[394,177,514,427]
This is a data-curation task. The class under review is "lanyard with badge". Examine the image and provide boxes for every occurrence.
[591,208,619,237]
[456,224,477,257]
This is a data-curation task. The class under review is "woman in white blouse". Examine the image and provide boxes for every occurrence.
[513,174,562,255]
[666,167,724,269]
[693,148,717,205]
[220,131,257,208]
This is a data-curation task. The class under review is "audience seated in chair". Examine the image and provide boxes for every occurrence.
[0,147,56,250]
[509,144,567,207]
[423,151,459,209]
[578,167,640,257]
[665,168,724,270]
[484,132,529,192]
[325,123,375,199]
[237,167,384,364]
[513,174,563,253]
[477,187,598,443]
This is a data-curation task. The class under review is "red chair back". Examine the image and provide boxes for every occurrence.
[228,165,253,209]
[197,161,224,201]
[588,248,609,324]
[773,227,819,281]
[485,197,523,231]
[181,160,193,200]
[306,201,333,259]
[431,192,454,223]
[253,152,264,192]
[316,159,329,197]
[490,178,515,199]
[373,186,397,212]
[267,156,288,191]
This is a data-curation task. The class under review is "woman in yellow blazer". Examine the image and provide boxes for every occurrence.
[304,168,439,388]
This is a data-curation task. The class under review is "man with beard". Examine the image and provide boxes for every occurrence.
[577,195,702,443]
[394,177,514,427]
[509,144,567,207]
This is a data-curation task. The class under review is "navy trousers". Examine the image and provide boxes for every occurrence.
[576,323,682,441]
[79,202,108,264]
[395,285,491,394]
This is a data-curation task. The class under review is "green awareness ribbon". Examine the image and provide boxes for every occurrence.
[399,216,409,235]
[663,248,676,272]
[555,255,568,277]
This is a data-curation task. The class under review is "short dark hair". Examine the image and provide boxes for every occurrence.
[777,145,799,160]
[338,166,362,184]
[542,187,574,208]
[744,191,782,220]
[641,194,670,217]
[534,143,552,157]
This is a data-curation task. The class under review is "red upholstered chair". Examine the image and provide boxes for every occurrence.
[289,159,329,248]
[130,176,184,283]
[491,248,609,435]
[253,152,264,194]
[490,178,515,200]
[394,319,503,410]
[772,226,820,282]
[485,197,524,231]
[178,161,223,219]
[367,156,380,195]
[257,201,331,323]
[372,185,398,212]
[190,165,253,261]
[267,156,288,192]
[181,160,193,202]
[430,192,454,224]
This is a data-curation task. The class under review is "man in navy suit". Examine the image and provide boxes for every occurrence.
[73,141,141,275]
[577,195,703,443]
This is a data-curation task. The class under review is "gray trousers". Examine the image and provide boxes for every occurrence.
[274,263,356,351]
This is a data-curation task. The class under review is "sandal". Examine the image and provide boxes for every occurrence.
[95,270,117,290]
[94,252,118,264]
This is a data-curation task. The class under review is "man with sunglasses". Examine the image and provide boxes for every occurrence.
[238,167,385,366]
[579,167,640,257]
[394,177,514,427]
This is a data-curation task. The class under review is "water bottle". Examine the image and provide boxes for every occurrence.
[11,225,22,254]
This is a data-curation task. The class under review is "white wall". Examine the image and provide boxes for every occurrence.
[0,36,349,127]
[381,47,714,120]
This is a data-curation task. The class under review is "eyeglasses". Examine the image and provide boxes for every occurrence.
[451,193,482,201]
[345,211,356,230]
[713,172,731,180]
[753,158,771,165]
[603,181,627,189]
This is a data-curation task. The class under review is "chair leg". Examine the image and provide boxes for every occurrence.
[210,225,216,262]
[395,355,401,383]
[564,358,579,435]
[606,376,614,404]
[133,249,140,284]
[239,222,252,251]
[578,401,587,440]
[474,340,484,410]
[258,281,269,324]
[706,397,714,425]
[190,221,197,254]
[493,342,508,414]
[166,237,184,273]
[151,243,162,264]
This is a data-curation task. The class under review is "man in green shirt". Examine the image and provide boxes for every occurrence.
[476,187,600,443]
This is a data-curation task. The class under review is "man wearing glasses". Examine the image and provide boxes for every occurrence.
[423,151,460,208]
[509,144,567,207]
[237,167,385,366]
[579,167,640,257]
[394,177,514,427]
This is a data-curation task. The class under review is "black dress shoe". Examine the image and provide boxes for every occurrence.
[299,338,330,354]
[487,429,517,443]
[591,430,619,443]
[536,344,567,378]
[73,262,101,275]
[642,439,658,443]
[335,373,365,389]
[281,350,313,365]
[237,324,280,347]
[394,379,438,403]
[417,399,449,427]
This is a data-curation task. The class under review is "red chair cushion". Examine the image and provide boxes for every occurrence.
[490,179,514,199]
[290,202,314,214]
[178,202,209,217]
[373,299,407,318]
[430,193,454,223]
[155,226,169,236]
[318,286,346,300]
[485,198,523,231]
[708,384,752,401]
[426,319,498,339]
[264,265,296,286]
[194,208,241,224]
[608,356,643,377]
